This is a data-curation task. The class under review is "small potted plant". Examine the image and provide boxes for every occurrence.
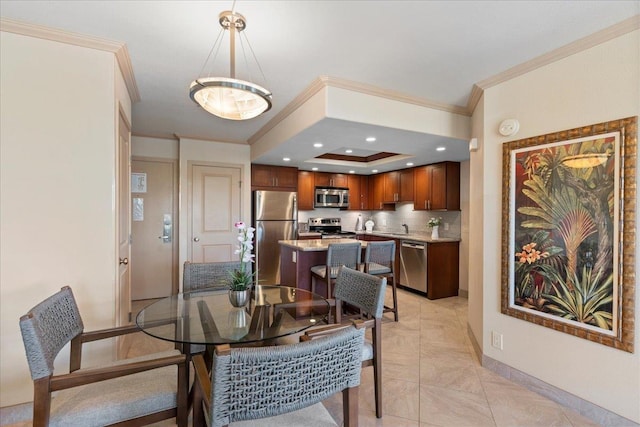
[427,217,442,240]
[228,221,256,307]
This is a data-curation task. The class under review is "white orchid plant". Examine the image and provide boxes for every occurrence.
[427,217,442,228]
[229,221,256,291]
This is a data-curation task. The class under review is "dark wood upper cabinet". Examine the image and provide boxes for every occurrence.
[399,169,414,202]
[347,174,369,210]
[297,170,315,210]
[369,174,385,210]
[314,172,348,188]
[414,162,459,210]
[252,164,298,191]
[383,171,400,203]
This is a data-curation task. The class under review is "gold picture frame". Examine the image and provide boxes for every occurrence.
[501,116,636,352]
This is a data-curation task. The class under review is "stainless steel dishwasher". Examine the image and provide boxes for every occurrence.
[399,240,427,293]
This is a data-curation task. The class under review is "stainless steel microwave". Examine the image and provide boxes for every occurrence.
[314,187,349,208]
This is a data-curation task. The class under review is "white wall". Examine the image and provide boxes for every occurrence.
[1,32,130,406]
[476,30,639,422]
[458,160,470,293]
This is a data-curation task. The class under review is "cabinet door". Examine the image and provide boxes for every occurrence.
[369,174,384,210]
[399,169,414,202]
[383,171,399,202]
[359,175,370,210]
[331,173,348,187]
[413,166,431,210]
[314,172,331,187]
[252,164,275,188]
[276,167,298,189]
[430,162,460,210]
[347,174,361,210]
[426,242,459,299]
[297,171,315,210]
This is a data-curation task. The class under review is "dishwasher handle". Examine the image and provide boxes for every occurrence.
[401,241,425,250]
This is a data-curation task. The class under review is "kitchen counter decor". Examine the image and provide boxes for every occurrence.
[428,217,442,240]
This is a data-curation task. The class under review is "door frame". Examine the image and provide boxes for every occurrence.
[132,156,180,295]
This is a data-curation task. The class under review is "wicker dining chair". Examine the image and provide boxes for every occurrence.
[305,266,387,418]
[183,261,244,292]
[19,286,188,427]
[192,320,367,427]
[364,240,398,321]
[310,242,361,299]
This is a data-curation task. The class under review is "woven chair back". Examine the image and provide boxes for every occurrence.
[19,286,84,380]
[326,242,361,270]
[334,266,387,318]
[364,240,395,270]
[210,325,365,427]
[183,261,243,292]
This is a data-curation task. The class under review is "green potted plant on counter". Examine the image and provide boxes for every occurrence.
[428,217,442,240]
[228,221,256,307]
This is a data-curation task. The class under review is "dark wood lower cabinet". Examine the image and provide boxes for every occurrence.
[426,242,459,299]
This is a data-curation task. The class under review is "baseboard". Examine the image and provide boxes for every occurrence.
[481,354,639,427]
[458,288,468,298]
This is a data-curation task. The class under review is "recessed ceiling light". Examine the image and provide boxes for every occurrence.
[365,137,376,142]
[406,162,414,166]
[345,149,353,153]
[349,170,355,174]
[436,147,446,152]
[312,167,318,171]
[313,142,323,148]
[283,157,291,161]
[372,169,378,173]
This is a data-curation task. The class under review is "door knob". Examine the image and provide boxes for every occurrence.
[193,237,200,242]
[119,257,129,265]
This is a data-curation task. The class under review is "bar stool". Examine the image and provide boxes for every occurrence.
[364,240,398,321]
[311,242,361,299]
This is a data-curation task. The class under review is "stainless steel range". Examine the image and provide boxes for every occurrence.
[308,218,357,239]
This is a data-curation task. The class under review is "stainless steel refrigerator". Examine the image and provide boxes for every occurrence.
[253,190,297,285]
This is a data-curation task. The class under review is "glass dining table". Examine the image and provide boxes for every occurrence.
[135,285,331,347]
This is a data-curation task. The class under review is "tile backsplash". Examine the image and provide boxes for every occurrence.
[299,202,461,239]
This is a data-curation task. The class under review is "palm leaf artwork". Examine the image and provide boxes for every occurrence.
[544,267,614,330]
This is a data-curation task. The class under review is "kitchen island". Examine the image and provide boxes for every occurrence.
[279,238,366,295]
[279,235,460,299]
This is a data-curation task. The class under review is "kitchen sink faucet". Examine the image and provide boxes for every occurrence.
[402,224,409,234]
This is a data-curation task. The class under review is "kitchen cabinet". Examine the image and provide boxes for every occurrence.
[399,169,414,202]
[414,161,460,210]
[383,171,400,203]
[347,175,369,210]
[251,164,298,191]
[314,172,348,188]
[426,242,459,299]
[297,170,315,210]
[369,173,385,210]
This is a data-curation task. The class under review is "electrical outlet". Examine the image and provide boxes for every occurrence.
[382,219,387,226]
[444,222,450,231]
[491,331,503,350]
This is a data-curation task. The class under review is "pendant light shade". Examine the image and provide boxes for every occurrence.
[189,10,272,120]
[190,77,271,120]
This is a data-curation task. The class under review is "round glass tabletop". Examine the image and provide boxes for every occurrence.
[136,285,330,345]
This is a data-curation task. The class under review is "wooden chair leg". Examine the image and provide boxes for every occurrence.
[176,361,188,427]
[342,385,359,427]
[391,276,398,321]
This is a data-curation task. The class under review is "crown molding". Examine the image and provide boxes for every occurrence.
[248,75,470,145]
[173,133,248,145]
[0,17,140,103]
[467,15,640,113]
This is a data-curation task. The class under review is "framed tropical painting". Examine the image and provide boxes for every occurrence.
[501,116,636,353]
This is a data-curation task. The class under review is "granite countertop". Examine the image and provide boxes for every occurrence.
[353,230,460,244]
[279,238,367,251]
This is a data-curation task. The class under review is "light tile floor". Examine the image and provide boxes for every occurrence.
[4,289,602,427]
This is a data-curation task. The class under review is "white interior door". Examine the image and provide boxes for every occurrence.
[116,111,131,326]
[189,164,242,263]
[131,158,177,300]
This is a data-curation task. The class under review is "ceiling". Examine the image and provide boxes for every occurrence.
[2,1,638,174]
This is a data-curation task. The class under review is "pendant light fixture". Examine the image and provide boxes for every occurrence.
[189,6,272,120]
